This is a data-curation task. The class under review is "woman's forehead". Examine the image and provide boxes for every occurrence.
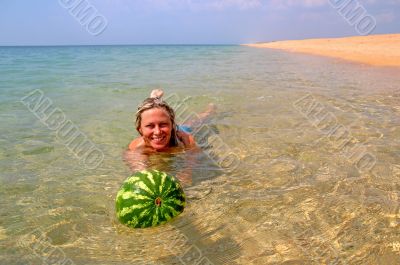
[141,107,171,122]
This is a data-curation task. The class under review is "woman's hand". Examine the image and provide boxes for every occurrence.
[123,149,148,172]
[150,89,164,99]
[176,170,192,187]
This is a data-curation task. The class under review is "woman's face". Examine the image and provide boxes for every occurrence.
[139,107,172,151]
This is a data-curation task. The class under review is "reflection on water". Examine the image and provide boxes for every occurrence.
[0,46,399,264]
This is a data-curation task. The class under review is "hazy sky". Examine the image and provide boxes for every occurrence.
[0,0,399,45]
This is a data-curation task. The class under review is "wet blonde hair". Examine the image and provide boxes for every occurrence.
[135,97,179,146]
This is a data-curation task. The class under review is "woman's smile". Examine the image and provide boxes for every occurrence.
[151,134,166,144]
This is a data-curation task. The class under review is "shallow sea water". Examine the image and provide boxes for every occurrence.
[0,45,399,264]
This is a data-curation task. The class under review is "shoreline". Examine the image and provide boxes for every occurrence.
[244,34,400,67]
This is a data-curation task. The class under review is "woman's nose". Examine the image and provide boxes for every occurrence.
[154,126,161,134]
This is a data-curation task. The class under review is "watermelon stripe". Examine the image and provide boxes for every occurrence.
[163,187,183,200]
[154,171,163,194]
[166,198,185,207]
[125,176,141,184]
[152,207,159,227]
[118,198,152,211]
[160,177,173,197]
[136,180,155,196]
[141,171,157,192]
[146,171,156,186]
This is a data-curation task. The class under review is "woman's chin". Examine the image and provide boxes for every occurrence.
[151,142,168,151]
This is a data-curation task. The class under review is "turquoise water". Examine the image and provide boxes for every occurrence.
[1,45,399,264]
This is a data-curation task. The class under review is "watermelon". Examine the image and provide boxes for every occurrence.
[115,169,186,228]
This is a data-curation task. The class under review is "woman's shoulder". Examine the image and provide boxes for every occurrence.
[177,130,196,149]
[128,137,145,150]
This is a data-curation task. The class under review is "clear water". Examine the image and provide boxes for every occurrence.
[0,45,399,264]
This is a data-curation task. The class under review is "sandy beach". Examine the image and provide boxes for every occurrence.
[245,34,400,67]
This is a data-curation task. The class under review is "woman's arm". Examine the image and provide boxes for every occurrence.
[176,130,197,149]
[123,149,148,172]
[175,131,201,186]
[123,138,148,172]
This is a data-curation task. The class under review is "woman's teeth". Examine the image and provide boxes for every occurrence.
[152,136,164,141]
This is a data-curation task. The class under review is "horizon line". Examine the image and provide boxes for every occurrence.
[0,43,241,48]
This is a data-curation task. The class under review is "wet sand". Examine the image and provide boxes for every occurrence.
[245,34,400,67]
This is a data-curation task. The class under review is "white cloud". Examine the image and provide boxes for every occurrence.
[299,12,324,21]
[140,0,262,11]
[206,0,262,10]
[103,0,265,10]
[375,11,396,23]
[269,0,326,9]
[103,0,400,13]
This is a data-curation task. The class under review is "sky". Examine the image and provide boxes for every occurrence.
[0,0,399,45]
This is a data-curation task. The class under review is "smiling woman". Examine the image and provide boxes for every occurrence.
[123,89,214,185]
[128,89,196,152]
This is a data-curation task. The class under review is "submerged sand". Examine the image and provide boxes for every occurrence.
[245,34,400,67]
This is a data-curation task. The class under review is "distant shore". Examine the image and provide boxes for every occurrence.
[244,34,400,67]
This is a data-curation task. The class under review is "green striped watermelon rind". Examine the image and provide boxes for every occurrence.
[115,169,186,228]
